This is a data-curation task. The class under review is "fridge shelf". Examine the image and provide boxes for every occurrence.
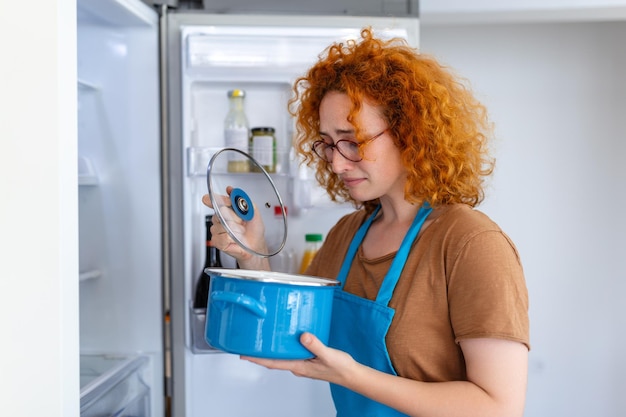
[80,354,151,417]
[78,78,100,92]
[79,270,102,281]
[187,146,291,177]
[78,156,99,186]
[79,175,98,186]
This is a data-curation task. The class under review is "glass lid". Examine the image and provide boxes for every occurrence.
[206,148,287,258]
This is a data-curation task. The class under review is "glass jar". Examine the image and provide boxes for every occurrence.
[250,127,276,173]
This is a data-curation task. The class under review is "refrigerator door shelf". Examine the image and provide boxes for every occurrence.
[80,354,151,417]
[189,302,221,354]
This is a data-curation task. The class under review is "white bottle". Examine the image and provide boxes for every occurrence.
[224,89,250,172]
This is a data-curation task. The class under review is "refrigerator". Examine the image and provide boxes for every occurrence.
[76,1,419,416]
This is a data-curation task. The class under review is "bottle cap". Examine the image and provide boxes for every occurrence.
[227,89,245,98]
[305,233,323,242]
[274,205,288,216]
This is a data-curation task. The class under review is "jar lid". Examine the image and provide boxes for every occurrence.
[251,127,275,134]
[206,148,287,257]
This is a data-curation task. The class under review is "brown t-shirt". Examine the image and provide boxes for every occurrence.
[307,204,529,382]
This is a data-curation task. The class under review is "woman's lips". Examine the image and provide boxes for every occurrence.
[342,177,365,187]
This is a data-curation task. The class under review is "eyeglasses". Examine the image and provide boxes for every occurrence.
[311,129,388,163]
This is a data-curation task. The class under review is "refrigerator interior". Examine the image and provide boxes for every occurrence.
[77,0,163,416]
[169,14,419,417]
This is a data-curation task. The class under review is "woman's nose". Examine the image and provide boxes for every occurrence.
[330,151,353,173]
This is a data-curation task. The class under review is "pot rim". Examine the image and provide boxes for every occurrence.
[205,268,340,287]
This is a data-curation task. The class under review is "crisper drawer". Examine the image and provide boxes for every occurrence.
[80,354,151,417]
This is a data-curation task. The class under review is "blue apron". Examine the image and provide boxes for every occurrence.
[328,204,432,417]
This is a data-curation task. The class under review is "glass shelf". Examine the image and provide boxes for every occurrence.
[80,354,150,417]
[187,146,291,178]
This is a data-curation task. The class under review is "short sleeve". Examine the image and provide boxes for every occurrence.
[448,230,530,348]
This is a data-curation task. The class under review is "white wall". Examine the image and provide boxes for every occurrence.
[421,0,626,15]
[0,1,79,417]
[421,21,626,417]
[420,0,626,23]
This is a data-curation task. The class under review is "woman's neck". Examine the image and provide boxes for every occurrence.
[375,196,421,227]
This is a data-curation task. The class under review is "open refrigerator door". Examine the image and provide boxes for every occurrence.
[77,0,163,416]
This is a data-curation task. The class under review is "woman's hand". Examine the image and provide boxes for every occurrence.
[202,187,269,270]
[241,332,357,386]
[244,334,528,417]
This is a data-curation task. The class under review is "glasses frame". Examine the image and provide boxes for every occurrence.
[312,129,388,163]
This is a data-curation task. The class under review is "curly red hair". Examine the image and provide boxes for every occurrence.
[289,27,494,212]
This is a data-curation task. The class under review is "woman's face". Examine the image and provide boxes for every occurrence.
[318,91,407,203]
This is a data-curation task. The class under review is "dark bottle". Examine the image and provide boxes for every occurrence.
[193,215,222,309]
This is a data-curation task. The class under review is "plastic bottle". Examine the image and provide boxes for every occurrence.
[193,215,223,309]
[224,89,250,173]
[299,233,323,274]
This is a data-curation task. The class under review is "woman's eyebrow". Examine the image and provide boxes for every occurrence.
[319,128,355,136]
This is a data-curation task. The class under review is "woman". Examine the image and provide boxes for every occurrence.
[203,28,529,417]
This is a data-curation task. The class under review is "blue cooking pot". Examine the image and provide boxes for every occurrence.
[205,268,339,359]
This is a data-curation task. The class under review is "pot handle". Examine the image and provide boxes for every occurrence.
[211,291,267,318]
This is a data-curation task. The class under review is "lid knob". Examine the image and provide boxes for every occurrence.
[230,188,254,221]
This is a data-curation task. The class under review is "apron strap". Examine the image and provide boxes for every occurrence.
[336,205,381,288]
[375,204,432,305]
